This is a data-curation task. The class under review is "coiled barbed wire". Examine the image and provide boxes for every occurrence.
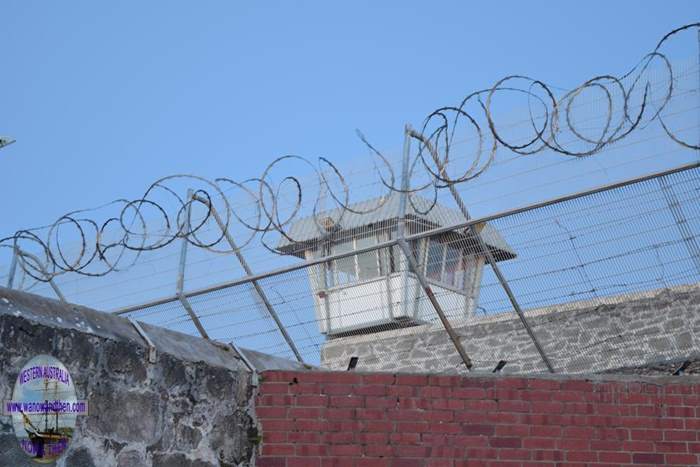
[2,23,699,283]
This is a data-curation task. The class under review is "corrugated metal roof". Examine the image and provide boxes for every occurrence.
[276,193,516,260]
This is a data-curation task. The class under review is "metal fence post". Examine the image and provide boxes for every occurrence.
[397,124,474,370]
[408,129,555,373]
[192,195,305,363]
[175,189,211,340]
[397,124,412,318]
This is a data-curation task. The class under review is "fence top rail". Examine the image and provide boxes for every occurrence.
[112,160,700,316]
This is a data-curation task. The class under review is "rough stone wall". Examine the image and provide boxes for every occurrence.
[0,287,257,467]
[256,370,700,466]
[321,283,700,374]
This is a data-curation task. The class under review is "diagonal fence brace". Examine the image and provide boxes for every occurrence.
[407,128,555,373]
[397,238,473,370]
[128,317,157,364]
[176,189,211,340]
[396,125,474,371]
[192,195,305,364]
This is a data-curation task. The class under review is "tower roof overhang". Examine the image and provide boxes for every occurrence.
[275,194,516,262]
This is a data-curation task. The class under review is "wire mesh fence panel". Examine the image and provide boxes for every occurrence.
[109,163,700,374]
[470,165,700,373]
[198,270,321,363]
[118,299,203,338]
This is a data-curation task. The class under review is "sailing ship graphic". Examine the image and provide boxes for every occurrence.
[10,356,78,464]
[18,379,72,462]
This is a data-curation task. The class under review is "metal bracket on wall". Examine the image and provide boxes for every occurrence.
[228,340,259,387]
[177,294,211,340]
[128,317,157,364]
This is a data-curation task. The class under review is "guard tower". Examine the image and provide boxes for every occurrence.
[277,194,516,336]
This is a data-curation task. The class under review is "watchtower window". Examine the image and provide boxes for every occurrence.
[314,227,484,293]
[356,236,380,281]
[426,240,444,282]
[331,241,357,285]
[330,236,381,286]
[423,238,468,290]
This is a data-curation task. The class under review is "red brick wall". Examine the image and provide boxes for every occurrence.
[255,371,700,467]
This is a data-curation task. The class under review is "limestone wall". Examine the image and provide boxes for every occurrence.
[321,283,700,374]
[0,287,258,467]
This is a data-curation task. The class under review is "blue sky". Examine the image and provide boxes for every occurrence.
[2,1,698,235]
